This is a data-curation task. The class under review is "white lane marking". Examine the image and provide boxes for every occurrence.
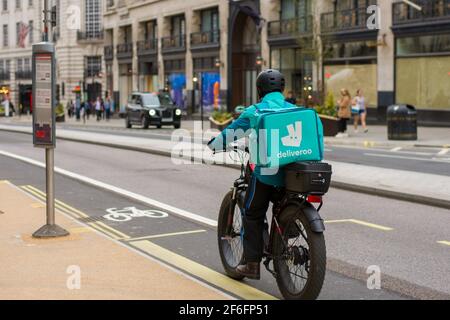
[364,153,450,164]
[438,149,449,156]
[324,148,333,152]
[390,147,402,152]
[104,207,169,222]
[0,150,218,227]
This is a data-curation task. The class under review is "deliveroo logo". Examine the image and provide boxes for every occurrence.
[281,122,302,147]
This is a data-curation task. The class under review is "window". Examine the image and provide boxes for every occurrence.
[281,0,311,19]
[201,8,219,33]
[28,0,32,7]
[3,24,8,47]
[15,0,20,9]
[17,58,23,72]
[396,56,450,110]
[171,15,185,36]
[86,56,102,77]
[86,0,101,37]
[28,20,33,44]
[16,22,20,46]
[396,34,450,56]
[2,0,7,11]
[24,57,30,71]
[323,40,378,60]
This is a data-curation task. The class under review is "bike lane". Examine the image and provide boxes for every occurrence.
[0,154,407,300]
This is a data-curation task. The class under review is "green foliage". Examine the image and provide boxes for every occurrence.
[55,103,65,116]
[212,109,233,124]
[315,91,337,118]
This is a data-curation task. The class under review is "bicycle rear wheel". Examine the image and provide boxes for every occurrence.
[217,191,245,280]
[273,206,326,300]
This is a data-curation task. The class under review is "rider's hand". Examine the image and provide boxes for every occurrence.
[207,138,216,154]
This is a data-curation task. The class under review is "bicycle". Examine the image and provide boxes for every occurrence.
[216,145,330,300]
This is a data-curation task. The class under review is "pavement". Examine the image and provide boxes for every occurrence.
[0,118,449,209]
[0,180,229,300]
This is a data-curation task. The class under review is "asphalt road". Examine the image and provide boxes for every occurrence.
[0,131,449,299]
[12,122,450,176]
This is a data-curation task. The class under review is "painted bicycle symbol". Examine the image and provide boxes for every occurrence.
[103,206,169,222]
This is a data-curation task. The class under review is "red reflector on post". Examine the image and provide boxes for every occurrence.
[36,130,45,138]
[307,195,322,203]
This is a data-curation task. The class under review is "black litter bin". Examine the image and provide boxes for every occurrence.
[387,104,417,141]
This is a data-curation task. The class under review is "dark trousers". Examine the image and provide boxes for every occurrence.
[338,118,349,133]
[243,175,276,263]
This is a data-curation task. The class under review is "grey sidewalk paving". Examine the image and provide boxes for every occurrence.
[0,122,449,209]
[2,114,449,148]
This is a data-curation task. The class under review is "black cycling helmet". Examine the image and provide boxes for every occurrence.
[256,69,285,99]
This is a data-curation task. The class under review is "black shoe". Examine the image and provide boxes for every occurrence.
[236,262,261,280]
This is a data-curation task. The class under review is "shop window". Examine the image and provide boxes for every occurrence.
[325,63,377,108]
[396,56,450,110]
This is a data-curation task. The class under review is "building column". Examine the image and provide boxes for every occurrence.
[219,0,229,106]
[9,60,17,110]
[112,26,120,93]
[132,20,140,92]
[157,15,166,90]
[377,1,395,120]
[260,0,277,71]
[185,8,194,92]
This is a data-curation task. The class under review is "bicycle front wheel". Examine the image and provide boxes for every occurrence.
[273,206,326,300]
[217,191,245,280]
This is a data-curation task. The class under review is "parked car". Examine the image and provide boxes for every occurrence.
[125,92,182,129]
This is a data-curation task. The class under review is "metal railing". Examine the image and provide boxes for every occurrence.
[137,39,158,55]
[15,70,32,79]
[104,45,114,60]
[321,7,373,33]
[268,16,313,37]
[116,42,133,59]
[190,30,220,47]
[77,30,104,41]
[393,0,450,25]
[161,34,186,51]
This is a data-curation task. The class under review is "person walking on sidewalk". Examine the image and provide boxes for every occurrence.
[352,89,368,133]
[104,97,111,121]
[95,97,102,122]
[336,88,351,138]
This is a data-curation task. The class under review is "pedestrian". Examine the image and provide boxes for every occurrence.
[104,96,111,121]
[81,101,86,124]
[352,89,368,133]
[95,97,102,121]
[76,98,82,121]
[1,95,10,117]
[66,100,73,118]
[336,88,352,138]
[285,91,297,105]
[85,100,91,120]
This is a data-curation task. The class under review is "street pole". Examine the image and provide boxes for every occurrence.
[32,0,69,238]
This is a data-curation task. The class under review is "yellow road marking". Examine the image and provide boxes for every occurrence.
[325,219,393,231]
[123,229,207,242]
[69,227,92,234]
[21,185,130,240]
[0,180,9,184]
[437,241,450,247]
[130,240,277,300]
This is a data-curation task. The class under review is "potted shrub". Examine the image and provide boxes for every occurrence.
[55,103,65,122]
[209,109,233,131]
[315,92,339,137]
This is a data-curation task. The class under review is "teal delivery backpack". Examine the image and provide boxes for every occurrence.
[249,104,324,168]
